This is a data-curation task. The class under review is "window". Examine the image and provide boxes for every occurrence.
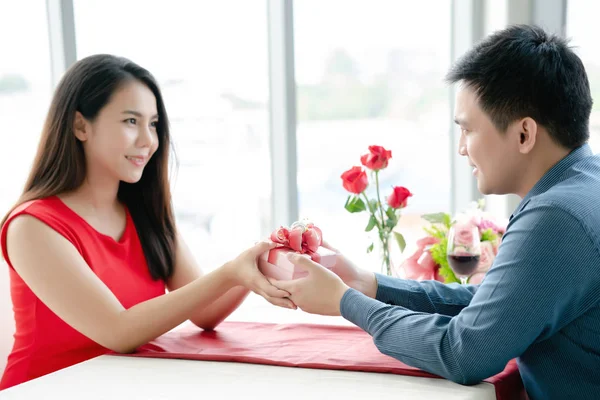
[0,2,52,214]
[74,0,272,273]
[567,0,600,152]
[0,0,53,374]
[294,0,452,273]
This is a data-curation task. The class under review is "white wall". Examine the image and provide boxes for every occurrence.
[0,262,15,376]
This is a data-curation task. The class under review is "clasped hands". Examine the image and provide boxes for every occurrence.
[225,240,376,316]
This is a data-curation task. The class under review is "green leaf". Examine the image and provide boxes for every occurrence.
[384,207,398,229]
[443,213,452,229]
[366,243,374,253]
[480,228,498,242]
[344,195,351,208]
[438,265,460,284]
[344,196,366,213]
[423,226,437,237]
[365,215,377,232]
[393,232,406,253]
[386,218,397,229]
[369,199,379,212]
[423,225,447,240]
[429,238,460,284]
[422,212,451,225]
[477,198,486,210]
[386,207,396,220]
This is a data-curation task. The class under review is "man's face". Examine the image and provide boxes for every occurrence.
[454,85,521,195]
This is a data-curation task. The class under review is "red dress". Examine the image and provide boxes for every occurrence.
[0,196,166,390]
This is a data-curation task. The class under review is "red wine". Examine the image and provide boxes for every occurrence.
[448,254,480,276]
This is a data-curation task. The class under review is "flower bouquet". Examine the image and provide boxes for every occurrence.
[340,145,412,276]
[401,199,507,284]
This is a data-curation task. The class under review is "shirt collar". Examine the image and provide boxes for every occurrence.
[511,143,593,219]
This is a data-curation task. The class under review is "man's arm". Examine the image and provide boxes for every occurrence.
[374,274,479,317]
[341,204,599,384]
[341,252,479,317]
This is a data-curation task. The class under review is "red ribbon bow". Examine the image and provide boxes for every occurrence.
[270,221,323,261]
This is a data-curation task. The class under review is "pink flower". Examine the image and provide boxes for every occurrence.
[491,236,502,254]
[452,223,477,249]
[400,236,444,282]
[477,241,495,271]
[478,219,506,235]
[468,241,496,284]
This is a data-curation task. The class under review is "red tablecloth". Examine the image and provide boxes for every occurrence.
[121,322,525,400]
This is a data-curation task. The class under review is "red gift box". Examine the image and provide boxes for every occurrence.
[258,219,336,280]
[258,246,337,280]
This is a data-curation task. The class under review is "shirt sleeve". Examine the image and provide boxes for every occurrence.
[375,273,478,316]
[340,203,600,384]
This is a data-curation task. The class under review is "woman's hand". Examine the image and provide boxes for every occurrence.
[224,241,297,309]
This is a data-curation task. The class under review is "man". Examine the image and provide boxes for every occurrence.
[271,25,600,399]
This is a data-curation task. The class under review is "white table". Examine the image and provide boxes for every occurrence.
[1,355,496,400]
[1,296,497,399]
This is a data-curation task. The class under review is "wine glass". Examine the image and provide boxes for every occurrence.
[446,224,481,285]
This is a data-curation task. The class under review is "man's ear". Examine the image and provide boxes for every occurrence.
[517,117,538,154]
[73,111,89,142]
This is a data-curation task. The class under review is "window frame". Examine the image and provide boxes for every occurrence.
[46,0,569,226]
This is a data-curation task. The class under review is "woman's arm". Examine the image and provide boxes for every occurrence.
[5,215,289,353]
[166,234,253,330]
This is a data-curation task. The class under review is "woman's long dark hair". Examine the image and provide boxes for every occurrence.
[1,54,177,281]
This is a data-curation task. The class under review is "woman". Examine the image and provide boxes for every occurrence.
[0,54,294,390]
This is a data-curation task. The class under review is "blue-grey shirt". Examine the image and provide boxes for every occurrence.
[340,144,600,400]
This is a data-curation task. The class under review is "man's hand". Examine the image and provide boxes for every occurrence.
[269,253,350,316]
[322,241,378,299]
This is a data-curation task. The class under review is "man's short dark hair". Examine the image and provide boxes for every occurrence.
[446,24,592,149]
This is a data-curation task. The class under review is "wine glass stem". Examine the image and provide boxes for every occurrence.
[460,276,469,285]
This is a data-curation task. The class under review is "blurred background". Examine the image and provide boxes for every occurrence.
[1,0,600,371]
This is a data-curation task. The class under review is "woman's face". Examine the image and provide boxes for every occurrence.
[75,80,160,184]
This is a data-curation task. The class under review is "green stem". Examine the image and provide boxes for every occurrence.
[380,234,391,275]
[375,171,386,231]
[362,192,391,276]
[375,171,392,275]
[375,171,385,238]
[361,192,383,232]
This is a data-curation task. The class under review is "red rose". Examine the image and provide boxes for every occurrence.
[387,186,412,209]
[341,166,368,194]
[360,145,392,171]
